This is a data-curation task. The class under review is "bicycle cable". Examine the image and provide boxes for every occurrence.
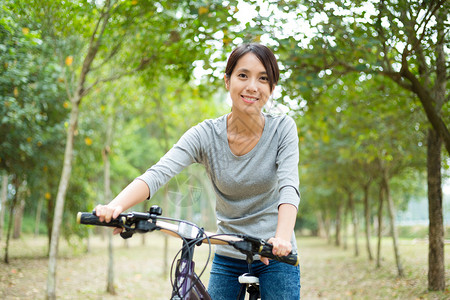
[161,220,212,299]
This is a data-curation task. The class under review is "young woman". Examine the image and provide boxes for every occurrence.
[95,43,301,299]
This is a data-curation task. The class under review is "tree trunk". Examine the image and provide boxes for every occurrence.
[316,211,326,238]
[0,174,8,240]
[13,196,25,239]
[376,182,384,268]
[102,114,115,295]
[34,197,43,237]
[348,191,359,257]
[45,2,114,296]
[4,195,16,264]
[343,201,348,250]
[107,231,115,294]
[335,201,342,247]
[427,6,446,291]
[46,194,55,248]
[13,182,26,240]
[383,172,404,277]
[4,177,19,263]
[427,129,445,290]
[363,183,373,261]
[324,211,331,244]
[46,100,80,300]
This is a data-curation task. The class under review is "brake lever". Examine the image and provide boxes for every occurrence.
[231,236,265,265]
[120,230,134,239]
[232,240,254,264]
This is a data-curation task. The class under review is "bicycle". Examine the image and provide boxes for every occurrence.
[77,205,299,300]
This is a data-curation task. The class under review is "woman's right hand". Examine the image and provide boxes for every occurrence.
[94,203,124,235]
[93,179,150,235]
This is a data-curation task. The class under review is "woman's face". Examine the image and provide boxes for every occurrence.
[225,52,274,115]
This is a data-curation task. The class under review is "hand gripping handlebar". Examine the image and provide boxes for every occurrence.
[77,206,299,266]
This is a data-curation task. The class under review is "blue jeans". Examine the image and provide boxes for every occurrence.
[208,254,300,300]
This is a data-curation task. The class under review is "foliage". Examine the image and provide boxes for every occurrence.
[0,3,67,177]
[1,2,446,285]
[273,0,449,152]
[1,0,241,242]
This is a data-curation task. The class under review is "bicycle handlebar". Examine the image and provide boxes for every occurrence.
[77,208,299,267]
[77,212,125,228]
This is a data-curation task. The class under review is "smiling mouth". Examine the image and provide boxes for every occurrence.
[241,95,258,103]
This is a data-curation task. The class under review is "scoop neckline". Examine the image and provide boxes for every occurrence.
[224,113,267,159]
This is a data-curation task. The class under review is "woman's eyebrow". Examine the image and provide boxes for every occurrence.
[236,68,267,75]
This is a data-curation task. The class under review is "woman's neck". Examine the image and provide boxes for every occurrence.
[227,110,265,138]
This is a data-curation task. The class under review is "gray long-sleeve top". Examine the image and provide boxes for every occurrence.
[137,113,300,259]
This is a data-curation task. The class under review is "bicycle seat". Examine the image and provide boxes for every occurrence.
[238,273,259,284]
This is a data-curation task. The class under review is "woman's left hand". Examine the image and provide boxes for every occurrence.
[260,237,292,265]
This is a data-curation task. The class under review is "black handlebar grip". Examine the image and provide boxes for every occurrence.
[77,212,125,228]
[258,244,299,266]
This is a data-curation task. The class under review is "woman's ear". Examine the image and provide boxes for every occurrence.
[224,74,229,90]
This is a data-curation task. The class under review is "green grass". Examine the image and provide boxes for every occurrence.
[397,225,450,240]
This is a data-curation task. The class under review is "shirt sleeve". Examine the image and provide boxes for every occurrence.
[136,125,203,199]
[276,116,300,209]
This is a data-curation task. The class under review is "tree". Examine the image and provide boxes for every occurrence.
[1,2,68,260]
[268,0,447,290]
[291,61,425,276]
[102,112,115,294]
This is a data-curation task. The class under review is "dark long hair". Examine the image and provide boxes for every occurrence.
[225,43,279,92]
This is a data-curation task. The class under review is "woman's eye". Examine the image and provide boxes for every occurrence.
[238,73,247,78]
[260,76,269,81]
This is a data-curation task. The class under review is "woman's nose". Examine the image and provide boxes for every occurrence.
[246,79,258,92]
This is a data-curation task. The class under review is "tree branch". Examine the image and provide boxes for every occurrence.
[81,56,153,97]
[76,0,111,102]
[414,0,447,46]
[90,41,123,72]
[400,49,450,155]
[380,70,413,90]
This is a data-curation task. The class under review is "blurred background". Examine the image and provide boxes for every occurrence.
[0,0,448,299]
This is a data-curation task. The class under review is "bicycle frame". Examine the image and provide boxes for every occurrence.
[77,206,298,300]
[171,238,211,300]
